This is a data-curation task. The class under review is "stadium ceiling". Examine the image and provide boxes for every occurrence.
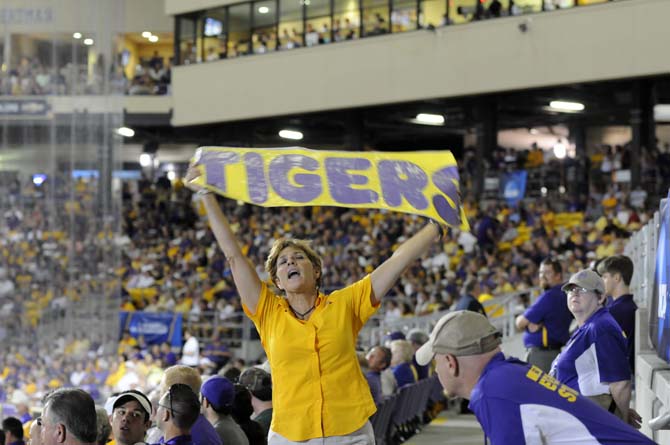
[126,74,670,154]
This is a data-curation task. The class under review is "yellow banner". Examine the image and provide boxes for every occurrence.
[192,146,469,230]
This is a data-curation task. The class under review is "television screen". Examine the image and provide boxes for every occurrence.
[204,17,223,36]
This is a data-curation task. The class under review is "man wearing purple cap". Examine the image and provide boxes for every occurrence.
[416,310,654,444]
[201,376,249,445]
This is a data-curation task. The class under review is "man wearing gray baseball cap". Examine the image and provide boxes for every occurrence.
[550,269,637,428]
[416,310,654,444]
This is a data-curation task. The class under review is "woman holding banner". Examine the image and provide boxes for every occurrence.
[185,164,443,445]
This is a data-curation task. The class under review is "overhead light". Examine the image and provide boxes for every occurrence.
[33,174,47,186]
[83,38,94,46]
[258,6,270,13]
[142,31,152,38]
[139,153,152,167]
[167,171,177,181]
[116,127,135,138]
[149,35,159,42]
[654,104,670,122]
[559,185,566,194]
[529,128,539,135]
[279,129,303,140]
[73,32,82,39]
[415,113,445,125]
[553,141,567,159]
[541,187,548,196]
[549,100,585,112]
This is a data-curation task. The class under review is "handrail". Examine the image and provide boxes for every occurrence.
[359,288,539,349]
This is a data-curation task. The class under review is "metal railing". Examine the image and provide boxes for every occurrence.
[180,287,538,361]
[358,288,538,350]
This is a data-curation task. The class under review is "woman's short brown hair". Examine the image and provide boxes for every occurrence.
[265,238,323,291]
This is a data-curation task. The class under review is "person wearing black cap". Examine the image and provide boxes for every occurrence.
[2,417,25,445]
[154,383,200,445]
[239,368,273,437]
[107,390,152,445]
[201,376,249,445]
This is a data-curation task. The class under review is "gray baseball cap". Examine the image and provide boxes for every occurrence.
[415,311,501,366]
[561,269,605,294]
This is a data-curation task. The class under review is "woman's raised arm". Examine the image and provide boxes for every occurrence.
[186,167,262,313]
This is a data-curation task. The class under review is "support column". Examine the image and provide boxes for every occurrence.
[568,123,587,202]
[630,80,655,189]
[473,98,497,200]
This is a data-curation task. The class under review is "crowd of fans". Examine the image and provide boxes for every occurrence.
[0,50,171,96]
[0,140,664,440]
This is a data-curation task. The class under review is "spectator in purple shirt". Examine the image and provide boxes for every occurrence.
[416,310,653,444]
[598,255,637,374]
[516,258,573,372]
[365,346,392,404]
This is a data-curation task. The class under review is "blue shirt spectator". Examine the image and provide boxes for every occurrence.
[391,362,416,388]
[470,353,653,444]
[551,307,630,397]
[522,284,573,349]
[606,294,637,373]
[365,370,383,405]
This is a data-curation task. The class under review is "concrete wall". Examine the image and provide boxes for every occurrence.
[627,205,668,442]
[0,0,170,33]
[165,0,230,16]
[171,0,670,126]
[636,309,670,444]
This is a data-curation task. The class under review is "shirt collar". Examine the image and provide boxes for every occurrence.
[160,435,192,445]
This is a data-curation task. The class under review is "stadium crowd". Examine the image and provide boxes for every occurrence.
[0,142,663,443]
[0,52,170,96]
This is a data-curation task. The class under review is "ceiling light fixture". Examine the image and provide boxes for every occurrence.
[116,127,135,138]
[73,32,82,39]
[279,129,303,140]
[83,38,94,46]
[139,153,152,167]
[149,35,159,42]
[415,113,445,125]
[258,6,270,13]
[654,104,670,122]
[553,141,567,159]
[142,31,152,38]
[549,100,585,112]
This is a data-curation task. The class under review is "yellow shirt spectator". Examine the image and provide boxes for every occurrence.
[244,276,379,441]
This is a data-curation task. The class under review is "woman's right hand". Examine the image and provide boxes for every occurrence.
[184,164,205,193]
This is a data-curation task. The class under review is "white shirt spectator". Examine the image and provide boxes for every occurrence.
[70,369,87,386]
[458,230,477,254]
[630,188,647,209]
[381,369,398,396]
[181,335,200,366]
